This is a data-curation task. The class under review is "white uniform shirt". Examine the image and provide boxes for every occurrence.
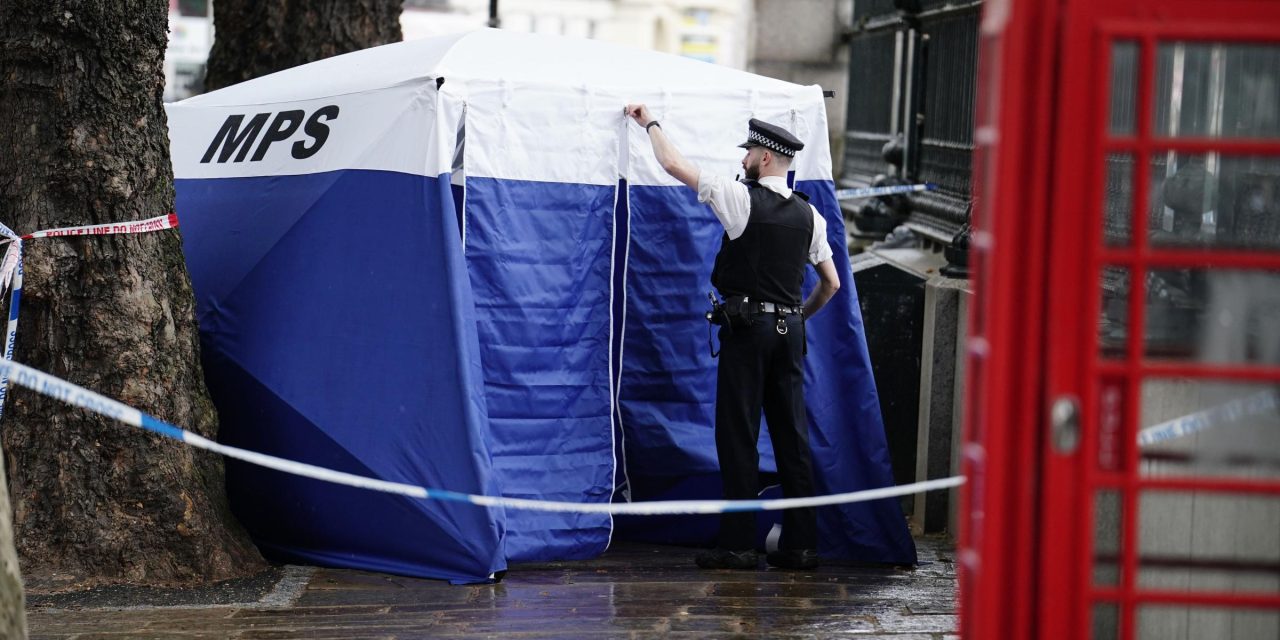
[696,174,834,265]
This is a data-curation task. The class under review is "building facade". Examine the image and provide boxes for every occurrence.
[403,0,753,70]
[166,1,754,101]
[164,0,215,102]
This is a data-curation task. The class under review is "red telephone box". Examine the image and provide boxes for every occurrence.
[962,1,1280,638]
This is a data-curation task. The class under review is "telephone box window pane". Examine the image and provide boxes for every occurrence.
[1138,491,1280,598]
[1094,490,1122,586]
[1109,41,1138,137]
[1145,268,1280,364]
[1149,153,1280,250]
[1139,378,1280,481]
[1154,43,1280,139]
[1100,268,1280,364]
[1139,605,1280,639]
[1092,602,1119,640]
[1098,265,1130,359]
[1103,153,1134,246]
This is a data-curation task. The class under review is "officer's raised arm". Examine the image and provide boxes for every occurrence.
[626,104,700,189]
[626,103,756,239]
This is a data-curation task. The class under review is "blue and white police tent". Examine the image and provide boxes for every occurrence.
[165,28,915,584]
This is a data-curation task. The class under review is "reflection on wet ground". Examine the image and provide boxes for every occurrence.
[29,537,957,639]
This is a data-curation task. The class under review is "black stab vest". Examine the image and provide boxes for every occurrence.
[711,181,813,306]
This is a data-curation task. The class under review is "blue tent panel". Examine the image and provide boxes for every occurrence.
[206,351,499,583]
[797,179,917,565]
[177,169,506,583]
[463,177,617,561]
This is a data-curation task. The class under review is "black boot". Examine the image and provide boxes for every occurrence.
[695,548,759,570]
[766,549,819,570]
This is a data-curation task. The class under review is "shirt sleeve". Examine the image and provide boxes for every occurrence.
[808,205,834,265]
[697,174,752,240]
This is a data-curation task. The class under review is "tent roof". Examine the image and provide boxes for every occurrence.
[180,29,804,108]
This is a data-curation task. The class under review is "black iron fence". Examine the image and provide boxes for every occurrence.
[843,0,981,256]
[845,30,898,180]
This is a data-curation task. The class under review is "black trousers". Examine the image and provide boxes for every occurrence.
[714,313,816,551]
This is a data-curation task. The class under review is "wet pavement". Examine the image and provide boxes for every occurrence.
[27,536,957,639]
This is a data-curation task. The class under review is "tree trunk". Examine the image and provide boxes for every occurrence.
[204,0,404,92]
[0,0,266,588]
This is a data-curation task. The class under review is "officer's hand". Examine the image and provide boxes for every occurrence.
[625,104,654,126]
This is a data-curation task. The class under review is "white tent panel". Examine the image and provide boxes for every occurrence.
[460,82,623,186]
[169,82,449,180]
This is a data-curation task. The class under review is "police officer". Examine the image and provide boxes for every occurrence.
[625,104,842,570]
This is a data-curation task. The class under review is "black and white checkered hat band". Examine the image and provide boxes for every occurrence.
[748,130,795,156]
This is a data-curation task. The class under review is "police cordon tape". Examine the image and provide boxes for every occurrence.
[0,214,180,422]
[1137,388,1280,446]
[834,183,936,200]
[0,357,966,515]
[0,258,20,422]
[19,213,179,240]
[0,221,25,423]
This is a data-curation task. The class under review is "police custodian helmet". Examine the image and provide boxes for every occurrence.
[737,118,804,157]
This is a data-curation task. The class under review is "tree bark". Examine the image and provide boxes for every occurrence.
[205,0,404,92]
[0,0,265,588]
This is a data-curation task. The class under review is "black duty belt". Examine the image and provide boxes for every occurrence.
[723,296,801,316]
[706,293,806,358]
[754,301,802,315]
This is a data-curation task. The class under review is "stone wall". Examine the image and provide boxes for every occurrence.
[748,0,851,176]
